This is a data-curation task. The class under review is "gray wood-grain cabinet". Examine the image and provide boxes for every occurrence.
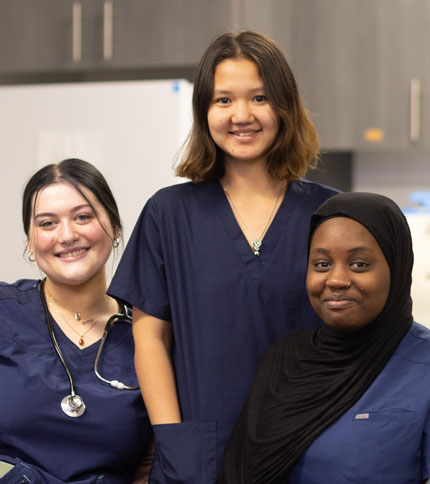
[0,0,102,72]
[1,0,430,151]
[0,0,235,73]
[286,0,430,150]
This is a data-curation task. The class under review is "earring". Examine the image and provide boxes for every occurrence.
[112,236,120,249]
[28,250,36,262]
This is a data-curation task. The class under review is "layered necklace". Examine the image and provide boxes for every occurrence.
[223,181,286,256]
[45,286,107,347]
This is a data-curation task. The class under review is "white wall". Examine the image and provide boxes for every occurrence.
[353,151,430,326]
[0,80,192,283]
[353,151,430,208]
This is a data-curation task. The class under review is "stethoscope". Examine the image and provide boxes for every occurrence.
[39,279,139,418]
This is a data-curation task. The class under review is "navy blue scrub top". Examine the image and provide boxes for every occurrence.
[108,179,338,483]
[0,280,151,484]
[289,322,430,484]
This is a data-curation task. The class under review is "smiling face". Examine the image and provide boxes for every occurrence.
[28,182,114,287]
[306,217,391,332]
[207,57,279,167]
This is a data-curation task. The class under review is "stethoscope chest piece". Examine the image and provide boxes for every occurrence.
[61,394,86,418]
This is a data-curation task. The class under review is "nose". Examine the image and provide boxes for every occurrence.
[59,220,78,245]
[326,266,351,289]
[231,100,254,124]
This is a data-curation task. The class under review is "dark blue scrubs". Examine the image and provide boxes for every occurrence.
[108,179,338,483]
[0,280,151,484]
[289,322,430,484]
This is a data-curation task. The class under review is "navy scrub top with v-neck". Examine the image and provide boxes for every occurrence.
[0,279,151,484]
[108,179,338,483]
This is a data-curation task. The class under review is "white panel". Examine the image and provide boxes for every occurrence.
[406,213,430,327]
[353,151,430,327]
[0,79,192,282]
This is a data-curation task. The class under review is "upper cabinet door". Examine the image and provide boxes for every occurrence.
[0,0,235,73]
[290,0,430,151]
[108,0,235,68]
[0,0,104,73]
[240,0,295,62]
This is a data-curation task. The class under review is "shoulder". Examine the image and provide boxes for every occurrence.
[150,181,214,205]
[0,279,39,304]
[141,181,220,222]
[289,178,340,202]
[395,322,430,365]
[0,280,39,342]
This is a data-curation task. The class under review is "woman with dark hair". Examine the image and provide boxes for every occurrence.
[218,192,430,484]
[109,31,338,483]
[0,159,152,483]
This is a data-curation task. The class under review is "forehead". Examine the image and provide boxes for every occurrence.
[213,57,262,87]
[33,182,99,214]
[310,217,380,251]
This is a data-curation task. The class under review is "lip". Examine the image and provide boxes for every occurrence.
[229,129,261,139]
[323,296,356,309]
[55,247,90,260]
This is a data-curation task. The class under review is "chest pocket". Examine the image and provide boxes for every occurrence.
[353,408,416,421]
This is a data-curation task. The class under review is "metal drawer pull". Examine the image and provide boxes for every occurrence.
[104,0,114,61]
[72,2,82,63]
[410,78,421,142]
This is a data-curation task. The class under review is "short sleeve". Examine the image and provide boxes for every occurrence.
[108,197,171,322]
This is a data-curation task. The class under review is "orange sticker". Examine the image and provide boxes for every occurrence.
[364,128,384,142]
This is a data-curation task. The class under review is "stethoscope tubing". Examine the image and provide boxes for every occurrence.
[39,279,138,418]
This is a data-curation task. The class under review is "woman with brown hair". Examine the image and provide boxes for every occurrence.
[0,159,152,483]
[109,31,338,483]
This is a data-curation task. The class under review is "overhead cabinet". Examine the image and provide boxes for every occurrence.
[0,0,234,73]
[288,0,430,150]
[1,0,430,151]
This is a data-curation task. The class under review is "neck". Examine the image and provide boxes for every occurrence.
[44,270,108,313]
[221,160,285,198]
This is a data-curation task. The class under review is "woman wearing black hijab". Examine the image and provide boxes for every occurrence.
[217,192,430,484]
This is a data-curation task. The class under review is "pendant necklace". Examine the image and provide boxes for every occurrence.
[48,300,99,346]
[46,288,106,323]
[223,181,285,256]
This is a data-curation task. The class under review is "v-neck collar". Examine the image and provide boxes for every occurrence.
[213,180,300,280]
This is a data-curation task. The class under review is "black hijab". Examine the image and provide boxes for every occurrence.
[217,192,414,483]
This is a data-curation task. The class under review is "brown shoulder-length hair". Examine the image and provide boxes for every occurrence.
[175,31,319,183]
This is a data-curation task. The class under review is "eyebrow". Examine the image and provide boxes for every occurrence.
[34,204,93,219]
[309,247,370,256]
[213,86,265,95]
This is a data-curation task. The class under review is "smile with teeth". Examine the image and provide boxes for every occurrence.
[57,248,88,258]
[231,130,260,137]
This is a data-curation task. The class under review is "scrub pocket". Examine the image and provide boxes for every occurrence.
[352,408,416,421]
[150,420,217,484]
[0,462,35,484]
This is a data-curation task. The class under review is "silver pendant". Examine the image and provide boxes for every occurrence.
[61,394,86,418]
[252,239,262,256]
[74,312,81,321]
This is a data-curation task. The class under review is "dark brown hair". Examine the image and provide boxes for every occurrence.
[22,158,122,242]
[175,31,319,182]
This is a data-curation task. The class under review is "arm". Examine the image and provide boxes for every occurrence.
[132,306,181,424]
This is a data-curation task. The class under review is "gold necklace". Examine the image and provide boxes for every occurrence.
[45,286,106,322]
[223,181,285,256]
[48,300,98,347]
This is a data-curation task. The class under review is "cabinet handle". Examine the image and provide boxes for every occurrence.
[103,0,114,61]
[410,78,421,142]
[72,2,82,63]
